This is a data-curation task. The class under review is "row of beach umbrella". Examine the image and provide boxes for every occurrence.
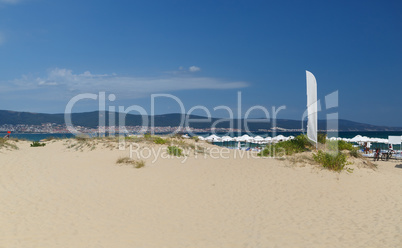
[327,135,400,144]
[187,134,401,145]
[197,134,294,144]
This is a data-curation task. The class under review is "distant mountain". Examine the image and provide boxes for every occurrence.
[0,110,400,131]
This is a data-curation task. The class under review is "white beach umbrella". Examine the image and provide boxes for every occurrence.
[367,137,379,143]
[356,136,370,144]
[252,136,265,143]
[370,138,381,143]
[264,137,272,143]
[272,135,286,142]
[379,138,389,144]
[350,135,363,143]
[221,136,234,142]
[205,134,221,142]
[236,134,252,142]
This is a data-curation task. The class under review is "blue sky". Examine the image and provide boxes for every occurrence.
[0,0,401,126]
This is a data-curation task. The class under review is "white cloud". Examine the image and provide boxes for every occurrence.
[189,66,201,72]
[5,68,248,99]
[38,80,58,86]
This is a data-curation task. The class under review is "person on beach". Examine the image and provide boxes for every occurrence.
[3,131,11,139]
[363,142,370,154]
[374,148,380,161]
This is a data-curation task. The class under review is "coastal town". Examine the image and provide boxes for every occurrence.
[0,123,303,134]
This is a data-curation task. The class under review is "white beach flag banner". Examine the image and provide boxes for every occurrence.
[306,71,318,145]
[388,136,401,145]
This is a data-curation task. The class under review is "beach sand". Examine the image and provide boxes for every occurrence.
[1,139,402,247]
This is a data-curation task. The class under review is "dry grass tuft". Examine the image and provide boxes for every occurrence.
[0,138,19,150]
[116,156,146,168]
[168,139,195,150]
[348,155,377,170]
[287,152,316,166]
[64,136,122,151]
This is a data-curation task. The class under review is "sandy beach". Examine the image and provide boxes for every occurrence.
[1,139,402,248]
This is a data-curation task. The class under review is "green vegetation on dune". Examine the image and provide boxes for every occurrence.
[326,140,354,151]
[258,134,369,172]
[317,132,327,144]
[313,150,348,172]
[167,146,183,157]
[125,133,167,145]
[153,137,166,144]
[258,135,313,157]
[30,141,46,147]
[326,140,362,158]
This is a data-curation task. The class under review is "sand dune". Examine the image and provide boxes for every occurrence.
[1,139,402,247]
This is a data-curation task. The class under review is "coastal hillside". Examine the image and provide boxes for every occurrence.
[0,110,400,131]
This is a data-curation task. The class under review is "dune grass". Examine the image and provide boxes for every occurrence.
[30,141,46,147]
[125,135,197,153]
[125,134,167,145]
[153,137,166,144]
[0,138,19,150]
[258,135,313,157]
[64,136,118,151]
[116,157,145,168]
[169,139,195,150]
[257,134,369,172]
[167,146,183,157]
[326,139,362,159]
[313,150,348,172]
[326,140,355,151]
